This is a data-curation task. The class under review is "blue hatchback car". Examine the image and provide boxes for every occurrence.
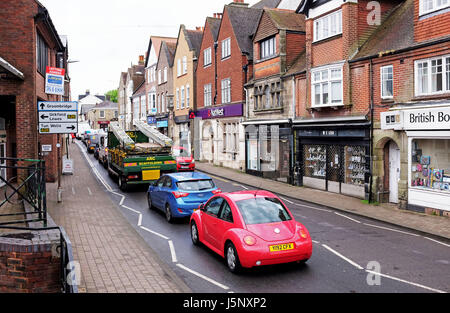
[147,172,221,223]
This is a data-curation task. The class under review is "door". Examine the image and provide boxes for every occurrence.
[202,197,224,247]
[152,177,166,209]
[0,143,6,187]
[389,141,400,204]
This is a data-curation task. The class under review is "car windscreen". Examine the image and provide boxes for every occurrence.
[236,197,292,225]
[176,179,215,191]
[89,136,100,144]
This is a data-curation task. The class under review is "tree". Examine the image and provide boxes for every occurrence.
[105,89,118,103]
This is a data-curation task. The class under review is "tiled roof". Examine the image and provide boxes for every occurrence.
[146,36,177,67]
[353,0,417,60]
[283,50,307,77]
[207,17,221,41]
[264,8,305,32]
[94,101,118,109]
[251,0,281,9]
[226,5,263,59]
[165,41,177,67]
[185,29,204,58]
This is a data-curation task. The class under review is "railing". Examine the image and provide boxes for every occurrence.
[0,157,77,293]
[0,157,47,228]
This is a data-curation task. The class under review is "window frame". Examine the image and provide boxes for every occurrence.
[204,84,212,107]
[380,65,394,99]
[221,78,231,104]
[419,0,450,16]
[222,38,231,60]
[260,36,277,60]
[311,63,344,107]
[181,86,185,109]
[415,54,450,97]
[204,47,212,67]
[314,9,342,43]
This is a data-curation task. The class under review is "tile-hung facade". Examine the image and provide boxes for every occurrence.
[173,25,203,153]
[144,36,177,128]
[195,0,266,171]
[156,41,177,138]
[349,0,450,215]
[294,0,403,200]
[0,0,70,183]
[244,8,306,184]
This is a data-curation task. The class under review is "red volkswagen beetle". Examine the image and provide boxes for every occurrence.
[190,190,312,273]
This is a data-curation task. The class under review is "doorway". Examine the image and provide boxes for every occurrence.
[389,141,400,204]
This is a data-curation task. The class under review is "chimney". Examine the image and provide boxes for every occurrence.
[214,13,223,19]
[138,55,145,65]
[195,26,204,32]
[229,0,248,7]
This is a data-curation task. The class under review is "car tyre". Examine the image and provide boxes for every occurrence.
[191,222,200,246]
[119,176,128,192]
[225,242,242,274]
[165,203,174,223]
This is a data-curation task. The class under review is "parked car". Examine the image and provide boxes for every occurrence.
[190,190,313,273]
[172,146,195,172]
[147,172,221,223]
[86,131,101,154]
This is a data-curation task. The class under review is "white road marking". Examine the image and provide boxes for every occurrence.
[168,240,178,263]
[294,203,332,213]
[423,237,450,248]
[176,264,230,290]
[365,270,446,293]
[121,205,141,215]
[240,185,249,190]
[321,244,364,270]
[334,212,361,224]
[280,197,294,204]
[137,214,143,227]
[312,240,320,244]
[363,223,420,237]
[140,226,170,240]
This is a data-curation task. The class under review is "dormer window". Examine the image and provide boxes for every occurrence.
[420,0,450,16]
[260,37,276,60]
[314,10,342,42]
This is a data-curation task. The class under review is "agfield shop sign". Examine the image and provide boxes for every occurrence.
[381,105,450,130]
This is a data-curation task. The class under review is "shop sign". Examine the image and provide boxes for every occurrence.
[157,120,168,128]
[147,116,157,125]
[382,106,450,130]
[195,103,243,120]
[174,115,190,124]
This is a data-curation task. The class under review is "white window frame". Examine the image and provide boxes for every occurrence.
[381,65,394,99]
[314,10,342,42]
[162,94,166,113]
[419,0,450,16]
[182,56,188,74]
[186,84,190,108]
[311,63,344,108]
[176,88,180,110]
[158,70,162,85]
[99,110,105,118]
[204,84,212,107]
[222,38,231,60]
[181,86,185,109]
[163,67,167,83]
[204,47,212,66]
[221,78,231,104]
[260,37,276,59]
[415,54,450,96]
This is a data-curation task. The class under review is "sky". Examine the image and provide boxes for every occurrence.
[39,0,261,100]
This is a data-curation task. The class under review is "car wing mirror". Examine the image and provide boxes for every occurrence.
[199,203,205,212]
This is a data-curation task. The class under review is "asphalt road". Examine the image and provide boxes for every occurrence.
[77,142,450,293]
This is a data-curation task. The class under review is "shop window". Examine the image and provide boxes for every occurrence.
[410,139,450,192]
[344,146,367,186]
[304,145,326,179]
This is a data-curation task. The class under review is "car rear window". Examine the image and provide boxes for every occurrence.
[176,180,215,191]
[236,197,292,225]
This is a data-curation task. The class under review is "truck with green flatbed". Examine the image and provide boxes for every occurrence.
[107,121,177,191]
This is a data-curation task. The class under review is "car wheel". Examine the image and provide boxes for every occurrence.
[119,176,128,192]
[225,242,242,274]
[191,222,200,246]
[165,203,174,223]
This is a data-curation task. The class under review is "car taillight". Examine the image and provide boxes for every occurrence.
[128,175,139,179]
[172,192,189,199]
[299,229,308,239]
[244,236,256,246]
[212,189,222,195]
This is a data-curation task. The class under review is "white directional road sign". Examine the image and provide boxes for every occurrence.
[39,123,78,134]
[38,101,78,134]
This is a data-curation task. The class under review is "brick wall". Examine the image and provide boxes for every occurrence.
[0,235,61,293]
[414,0,450,42]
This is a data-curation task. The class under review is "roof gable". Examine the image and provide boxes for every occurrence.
[145,36,177,67]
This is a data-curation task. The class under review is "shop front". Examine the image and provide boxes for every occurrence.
[382,104,450,212]
[243,120,293,184]
[155,114,169,137]
[174,115,191,151]
[293,117,371,200]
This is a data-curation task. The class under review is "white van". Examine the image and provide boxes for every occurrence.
[77,122,91,140]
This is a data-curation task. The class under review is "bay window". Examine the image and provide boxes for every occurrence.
[311,65,343,107]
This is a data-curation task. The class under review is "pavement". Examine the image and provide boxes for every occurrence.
[196,162,450,241]
[47,143,191,293]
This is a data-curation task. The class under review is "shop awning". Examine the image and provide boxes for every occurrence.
[0,56,24,80]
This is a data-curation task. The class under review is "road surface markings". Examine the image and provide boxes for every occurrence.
[334,212,361,224]
[168,240,178,263]
[280,197,294,204]
[87,187,92,196]
[365,270,446,293]
[176,264,230,291]
[140,226,170,240]
[294,203,332,213]
[321,244,364,270]
[312,240,320,244]
[240,185,249,190]
[362,223,420,237]
[137,214,143,227]
[423,237,450,248]
[122,205,141,214]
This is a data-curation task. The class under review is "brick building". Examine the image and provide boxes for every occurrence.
[156,40,177,138]
[349,0,450,214]
[244,8,305,184]
[172,25,203,153]
[0,0,70,183]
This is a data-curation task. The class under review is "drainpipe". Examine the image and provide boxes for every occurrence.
[214,41,218,105]
[369,58,375,203]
